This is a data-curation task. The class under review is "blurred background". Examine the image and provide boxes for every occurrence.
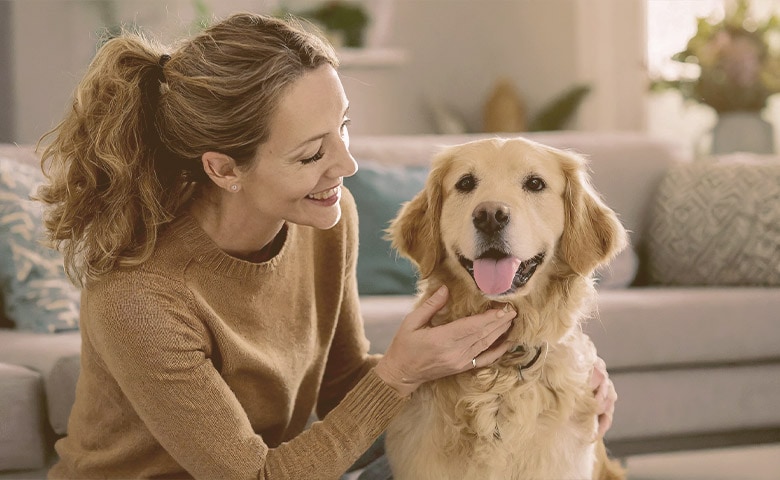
[2,0,780,159]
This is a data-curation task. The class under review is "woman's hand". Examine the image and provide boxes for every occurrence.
[375,286,516,397]
[590,356,617,438]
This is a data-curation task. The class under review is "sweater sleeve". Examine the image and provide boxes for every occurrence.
[87,272,405,480]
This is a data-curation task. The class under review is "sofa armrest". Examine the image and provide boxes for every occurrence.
[0,330,81,435]
[0,362,47,470]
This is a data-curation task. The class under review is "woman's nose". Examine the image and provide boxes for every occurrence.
[332,136,358,178]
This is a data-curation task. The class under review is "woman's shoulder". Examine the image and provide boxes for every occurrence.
[84,261,190,307]
[83,216,200,302]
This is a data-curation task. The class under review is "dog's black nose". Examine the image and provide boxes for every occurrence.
[473,202,511,234]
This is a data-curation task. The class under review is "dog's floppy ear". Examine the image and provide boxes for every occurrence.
[386,158,448,279]
[556,150,628,276]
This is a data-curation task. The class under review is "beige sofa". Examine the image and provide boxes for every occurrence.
[1,132,779,475]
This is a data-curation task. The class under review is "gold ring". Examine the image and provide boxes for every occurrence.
[472,357,477,369]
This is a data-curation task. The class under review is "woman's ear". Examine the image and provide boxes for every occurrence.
[201,152,240,191]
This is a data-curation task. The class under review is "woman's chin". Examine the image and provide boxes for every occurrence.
[302,206,342,230]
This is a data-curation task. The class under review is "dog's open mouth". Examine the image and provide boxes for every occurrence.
[458,249,545,296]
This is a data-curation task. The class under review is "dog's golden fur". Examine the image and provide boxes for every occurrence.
[385,137,627,480]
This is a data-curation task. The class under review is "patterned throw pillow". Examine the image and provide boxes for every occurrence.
[646,158,780,286]
[0,155,80,332]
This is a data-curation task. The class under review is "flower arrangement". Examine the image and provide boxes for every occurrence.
[653,0,780,113]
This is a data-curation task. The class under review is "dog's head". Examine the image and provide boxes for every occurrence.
[388,137,627,303]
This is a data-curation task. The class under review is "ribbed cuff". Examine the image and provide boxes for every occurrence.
[336,368,408,439]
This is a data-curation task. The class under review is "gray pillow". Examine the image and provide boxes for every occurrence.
[646,158,780,286]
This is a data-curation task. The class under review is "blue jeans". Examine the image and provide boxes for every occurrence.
[342,433,392,480]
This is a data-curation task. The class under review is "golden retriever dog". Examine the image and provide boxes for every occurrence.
[385,137,627,480]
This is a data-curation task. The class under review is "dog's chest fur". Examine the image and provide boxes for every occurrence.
[386,305,600,480]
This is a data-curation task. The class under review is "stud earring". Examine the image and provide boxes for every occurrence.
[230,184,238,192]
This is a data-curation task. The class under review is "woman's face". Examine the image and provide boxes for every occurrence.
[239,64,357,231]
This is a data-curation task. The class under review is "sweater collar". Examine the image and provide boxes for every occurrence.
[170,213,292,278]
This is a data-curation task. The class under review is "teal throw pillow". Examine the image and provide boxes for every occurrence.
[344,161,429,295]
[0,156,80,332]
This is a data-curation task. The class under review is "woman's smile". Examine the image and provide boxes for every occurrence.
[306,184,342,205]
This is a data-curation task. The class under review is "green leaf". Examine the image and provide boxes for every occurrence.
[528,85,591,132]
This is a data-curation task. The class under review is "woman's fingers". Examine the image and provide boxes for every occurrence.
[467,339,513,371]
[402,285,449,331]
[590,356,617,438]
[466,310,515,357]
[597,379,617,437]
[589,356,607,391]
[448,305,515,342]
[377,300,516,396]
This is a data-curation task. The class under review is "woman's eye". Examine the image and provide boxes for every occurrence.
[524,176,546,192]
[455,174,477,192]
[301,150,324,165]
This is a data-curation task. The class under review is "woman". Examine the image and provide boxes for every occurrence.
[38,13,615,479]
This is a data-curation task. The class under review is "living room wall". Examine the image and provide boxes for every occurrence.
[5,0,646,144]
[0,1,13,143]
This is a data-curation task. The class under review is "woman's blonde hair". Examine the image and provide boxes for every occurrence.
[36,13,338,286]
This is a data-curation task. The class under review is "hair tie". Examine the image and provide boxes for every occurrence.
[157,54,171,84]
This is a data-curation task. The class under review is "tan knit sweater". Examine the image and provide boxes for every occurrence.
[49,189,406,480]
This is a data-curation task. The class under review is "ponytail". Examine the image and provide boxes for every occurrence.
[37,34,191,286]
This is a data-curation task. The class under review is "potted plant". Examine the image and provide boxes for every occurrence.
[296,1,370,48]
[652,0,780,154]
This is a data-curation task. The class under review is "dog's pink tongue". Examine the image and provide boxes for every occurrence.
[473,257,521,295]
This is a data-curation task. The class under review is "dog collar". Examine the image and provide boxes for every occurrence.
[511,342,548,381]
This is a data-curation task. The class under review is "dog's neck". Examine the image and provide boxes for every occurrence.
[422,268,594,354]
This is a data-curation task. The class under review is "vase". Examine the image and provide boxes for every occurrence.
[710,111,775,155]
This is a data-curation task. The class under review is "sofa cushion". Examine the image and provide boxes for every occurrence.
[0,330,81,435]
[344,161,428,295]
[586,287,780,371]
[364,288,780,369]
[595,246,639,289]
[646,158,780,286]
[608,363,780,443]
[0,362,47,470]
[0,152,80,332]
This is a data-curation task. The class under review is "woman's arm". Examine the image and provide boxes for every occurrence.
[87,274,404,480]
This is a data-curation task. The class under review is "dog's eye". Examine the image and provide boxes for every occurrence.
[524,176,546,192]
[455,174,477,192]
